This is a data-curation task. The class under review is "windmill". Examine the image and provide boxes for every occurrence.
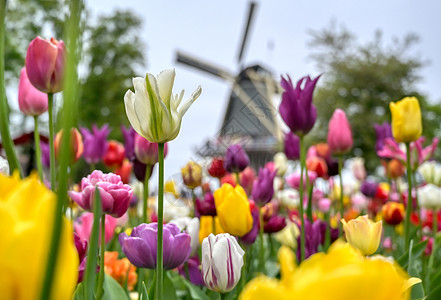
[175,2,283,170]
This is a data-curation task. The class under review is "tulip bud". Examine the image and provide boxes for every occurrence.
[195,193,217,216]
[390,97,422,143]
[202,233,244,293]
[273,152,288,176]
[18,67,48,116]
[382,202,405,225]
[54,128,83,164]
[25,37,66,93]
[225,144,249,173]
[327,109,353,155]
[208,157,226,178]
[252,167,277,206]
[181,161,203,189]
[284,131,300,160]
[264,215,287,234]
[134,134,168,165]
[418,184,441,210]
[341,215,382,255]
[103,140,125,169]
[239,166,256,196]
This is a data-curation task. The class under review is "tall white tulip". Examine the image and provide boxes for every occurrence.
[419,161,441,186]
[124,69,202,143]
[0,156,9,175]
[202,233,244,293]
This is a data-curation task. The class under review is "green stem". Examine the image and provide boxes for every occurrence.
[258,207,265,274]
[0,0,22,177]
[191,188,196,217]
[137,269,144,300]
[48,93,55,190]
[299,136,306,262]
[428,209,438,277]
[324,211,331,251]
[235,172,240,185]
[306,178,313,222]
[338,155,344,237]
[404,143,413,250]
[34,116,43,180]
[96,215,106,300]
[156,143,164,300]
[143,164,151,223]
[220,293,227,300]
[412,170,421,239]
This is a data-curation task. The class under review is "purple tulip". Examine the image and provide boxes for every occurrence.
[252,167,277,206]
[264,215,286,234]
[74,233,88,283]
[133,159,155,182]
[296,218,321,261]
[40,140,50,168]
[80,124,110,164]
[224,144,249,173]
[178,255,205,286]
[119,222,191,270]
[315,220,339,245]
[195,193,217,216]
[121,125,137,161]
[25,36,66,93]
[360,180,379,198]
[284,131,300,160]
[374,122,393,154]
[241,203,259,245]
[279,75,320,137]
[18,67,48,116]
[69,170,133,218]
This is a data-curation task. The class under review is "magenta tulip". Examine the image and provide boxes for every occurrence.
[134,133,168,165]
[327,109,353,155]
[18,67,48,116]
[25,36,66,93]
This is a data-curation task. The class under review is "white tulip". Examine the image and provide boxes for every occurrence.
[419,161,441,186]
[0,156,9,175]
[156,193,190,222]
[170,217,200,256]
[418,184,441,209]
[278,188,300,209]
[124,69,202,143]
[202,233,244,293]
[274,152,288,177]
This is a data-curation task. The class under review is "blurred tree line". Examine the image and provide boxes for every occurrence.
[5,0,145,140]
[306,23,441,171]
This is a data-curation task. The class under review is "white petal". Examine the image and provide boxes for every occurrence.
[124,89,143,136]
[178,85,202,118]
[211,237,230,292]
[133,77,146,94]
[156,69,175,107]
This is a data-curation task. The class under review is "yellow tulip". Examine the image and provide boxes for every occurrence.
[274,221,299,250]
[341,215,382,255]
[181,161,202,189]
[0,173,78,300]
[214,183,253,237]
[240,242,421,300]
[390,97,422,143]
[198,216,225,244]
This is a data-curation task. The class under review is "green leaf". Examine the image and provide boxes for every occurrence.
[397,239,428,268]
[181,277,211,300]
[141,282,149,300]
[72,283,85,300]
[83,189,102,300]
[102,274,130,300]
[164,271,178,300]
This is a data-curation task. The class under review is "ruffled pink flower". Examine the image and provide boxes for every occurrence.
[69,170,133,217]
[74,212,117,244]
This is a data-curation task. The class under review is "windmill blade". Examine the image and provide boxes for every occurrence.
[237,2,258,64]
[176,51,234,81]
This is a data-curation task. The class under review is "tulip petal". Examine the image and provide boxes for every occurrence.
[121,237,155,269]
[156,69,175,108]
[124,89,143,136]
[178,85,202,119]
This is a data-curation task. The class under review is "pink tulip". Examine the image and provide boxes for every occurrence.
[74,212,117,244]
[286,171,317,190]
[18,67,48,116]
[327,109,353,155]
[134,133,168,165]
[25,36,66,93]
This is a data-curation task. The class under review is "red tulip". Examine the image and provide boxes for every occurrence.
[103,140,125,169]
[25,37,66,93]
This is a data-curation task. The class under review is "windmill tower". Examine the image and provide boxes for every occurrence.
[176,2,282,170]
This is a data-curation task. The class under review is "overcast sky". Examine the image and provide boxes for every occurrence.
[87,0,441,183]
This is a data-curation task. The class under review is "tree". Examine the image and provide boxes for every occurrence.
[307,23,440,171]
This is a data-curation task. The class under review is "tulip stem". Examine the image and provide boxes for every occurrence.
[259,207,265,274]
[137,269,144,300]
[412,170,422,239]
[235,172,240,185]
[299,136,306,262]
[143,164,151,223]
[324,211,331,251]
[33,116,44,180]
[0,0,22,177]
[404,142,413,250]
[96,214,106,300]
[48,93,56,190]
[156,143,164,300]
[427,208,438,291]
[220,293,226,300]
[338,155,344,237]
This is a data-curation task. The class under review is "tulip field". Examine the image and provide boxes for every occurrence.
[2,2,441,300]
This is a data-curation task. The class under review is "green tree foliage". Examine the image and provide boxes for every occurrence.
[79,10,146,138]
[307,23,440,171]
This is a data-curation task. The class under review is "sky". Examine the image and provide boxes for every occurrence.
[87,0,441,182]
